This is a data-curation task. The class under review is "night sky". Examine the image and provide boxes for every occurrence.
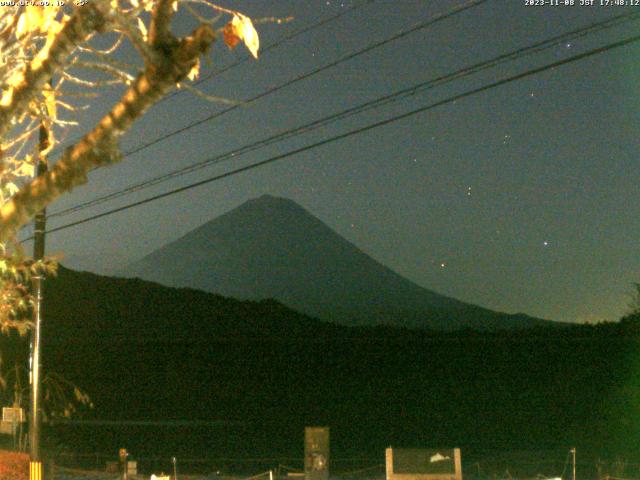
[23,0,640,324]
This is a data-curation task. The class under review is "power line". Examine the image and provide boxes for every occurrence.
[126,0,489,153]
[48,9,640,219]
[29,32,640,239]
[50,0,490,161]
[170,0,378,95]
[48,0,377,157]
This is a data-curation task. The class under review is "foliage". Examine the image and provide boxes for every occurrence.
[627,282,640,316]
[0,450,28,480]
[615,282,640,334]
[0,361,93,423]
[0,252,57,335]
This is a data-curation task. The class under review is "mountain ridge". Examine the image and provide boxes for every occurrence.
[11,265,635,462]
[123,194,551,330]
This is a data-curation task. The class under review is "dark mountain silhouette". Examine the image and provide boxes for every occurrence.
[0,266,630,467]
[43,265,330,344]
[123,195,550,330]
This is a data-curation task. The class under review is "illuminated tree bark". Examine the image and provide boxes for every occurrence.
[0,0,259,327]
[0,19,215,241]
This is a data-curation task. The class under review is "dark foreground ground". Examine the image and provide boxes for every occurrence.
[50,453,640,480]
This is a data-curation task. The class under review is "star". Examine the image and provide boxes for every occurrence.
[440,262,446,268]
[543,241,549,247]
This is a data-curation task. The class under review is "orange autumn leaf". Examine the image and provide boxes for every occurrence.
[223,21,241,49]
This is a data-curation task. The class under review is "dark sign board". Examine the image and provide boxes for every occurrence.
[305,427,329,480]
[386,448,462,480]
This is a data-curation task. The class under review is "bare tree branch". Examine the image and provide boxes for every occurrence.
[0,24,216,241]
[149,0,177,49]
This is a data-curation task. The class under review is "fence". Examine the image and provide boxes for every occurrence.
[48,452,640,480]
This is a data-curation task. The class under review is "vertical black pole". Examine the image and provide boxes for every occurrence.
[119,448,128,480]
[29,121,50,480]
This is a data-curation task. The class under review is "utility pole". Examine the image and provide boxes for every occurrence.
[29,119,50,480]
[570,447,576,480]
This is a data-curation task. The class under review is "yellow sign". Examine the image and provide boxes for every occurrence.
[29,461,42,480]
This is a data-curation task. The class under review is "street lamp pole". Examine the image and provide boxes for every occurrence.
[29,121,50,480]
